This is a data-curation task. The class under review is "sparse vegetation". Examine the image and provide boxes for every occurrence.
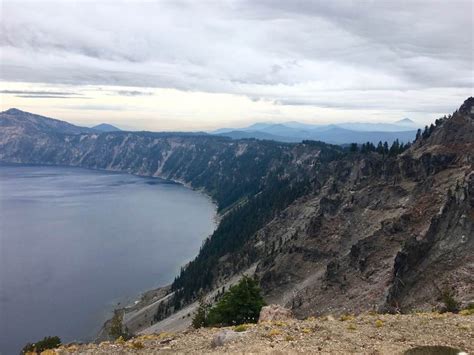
[22,336,61,354]
[267,329,282,337]
[340,314,355,321]
[459,303,474,316]
[234,324,249,332]
[131,341,144,349]
[347,323,357,331]
[30,312,473,353]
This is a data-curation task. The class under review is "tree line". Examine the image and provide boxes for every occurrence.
[348,139,410,156]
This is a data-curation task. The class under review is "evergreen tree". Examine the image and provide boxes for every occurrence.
[192,298,210,328]
[206,276,266,326]
[422,125,429,139]
[389,139,400,156]
[416,129,422,140]
[429,123,435,134]
[376,141,384,154]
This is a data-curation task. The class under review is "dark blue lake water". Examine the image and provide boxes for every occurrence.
[0,165,216,354]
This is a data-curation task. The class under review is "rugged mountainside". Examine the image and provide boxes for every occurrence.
[0,99,472,337]
[0,108,94,135]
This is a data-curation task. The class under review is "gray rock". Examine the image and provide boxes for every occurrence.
[211,329,239,348]
[258,304,294,323]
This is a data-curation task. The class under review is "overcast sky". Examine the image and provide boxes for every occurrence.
[1,0,473,130]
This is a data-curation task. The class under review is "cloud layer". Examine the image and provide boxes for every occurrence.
[0,0,472,127]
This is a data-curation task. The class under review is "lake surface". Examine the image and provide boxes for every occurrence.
[0,165,216,354]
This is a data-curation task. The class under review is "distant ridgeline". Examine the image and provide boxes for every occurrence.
[0,99,472,326]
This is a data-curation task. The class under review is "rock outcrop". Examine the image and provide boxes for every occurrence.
[258,305,294,323]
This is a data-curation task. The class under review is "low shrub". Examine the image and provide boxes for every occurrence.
[441,288,459,313]
[234,324,248,332]
[339,314,354,321]
[22,336,61,354]
[131,341,144,349]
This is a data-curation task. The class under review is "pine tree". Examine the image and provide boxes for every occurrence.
[192,298,210,328]
[389,139,400,156]
[376,141,384,154]
[422,125,429,139]
[206,276,266,326]
[416,129,422,140]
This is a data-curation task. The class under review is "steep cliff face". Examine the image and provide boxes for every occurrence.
[0,99,472,333]
[245,99,474,316]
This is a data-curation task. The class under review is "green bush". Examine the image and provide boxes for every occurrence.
[441,288,459,313]
[234,324,249,332]
[22,336,61,353]
[206,276,265,326]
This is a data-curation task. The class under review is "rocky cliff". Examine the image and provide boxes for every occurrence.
[0,99,472,336]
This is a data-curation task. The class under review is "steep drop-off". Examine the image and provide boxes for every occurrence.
[0,99,472,336]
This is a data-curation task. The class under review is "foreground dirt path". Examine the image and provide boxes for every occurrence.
[51,313,472,354]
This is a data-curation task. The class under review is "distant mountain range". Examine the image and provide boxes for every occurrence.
[0,108,419,145]
[212,119,419,145]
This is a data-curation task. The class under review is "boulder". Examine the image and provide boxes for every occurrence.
[211,329,239,348]
[258,304,294,323]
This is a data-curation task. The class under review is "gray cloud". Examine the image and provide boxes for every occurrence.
[0,89,86,99]
[0,0,472,113]
[114,90,154,97]
[16,95,86,99]
[67,104,126,111]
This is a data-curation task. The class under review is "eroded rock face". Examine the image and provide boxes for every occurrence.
[258,304,294,323]
[251,100,473,316]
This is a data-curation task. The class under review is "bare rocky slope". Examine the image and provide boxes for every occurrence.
[38,313,474,354]
[1,99,473,339]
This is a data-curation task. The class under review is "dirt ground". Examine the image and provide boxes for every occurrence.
[45,312,473,354]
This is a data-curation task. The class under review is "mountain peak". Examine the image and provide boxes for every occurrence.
[92,123,122,132]
[395,118,415,125]
[458,97,474,118]
[3,108,27,115]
